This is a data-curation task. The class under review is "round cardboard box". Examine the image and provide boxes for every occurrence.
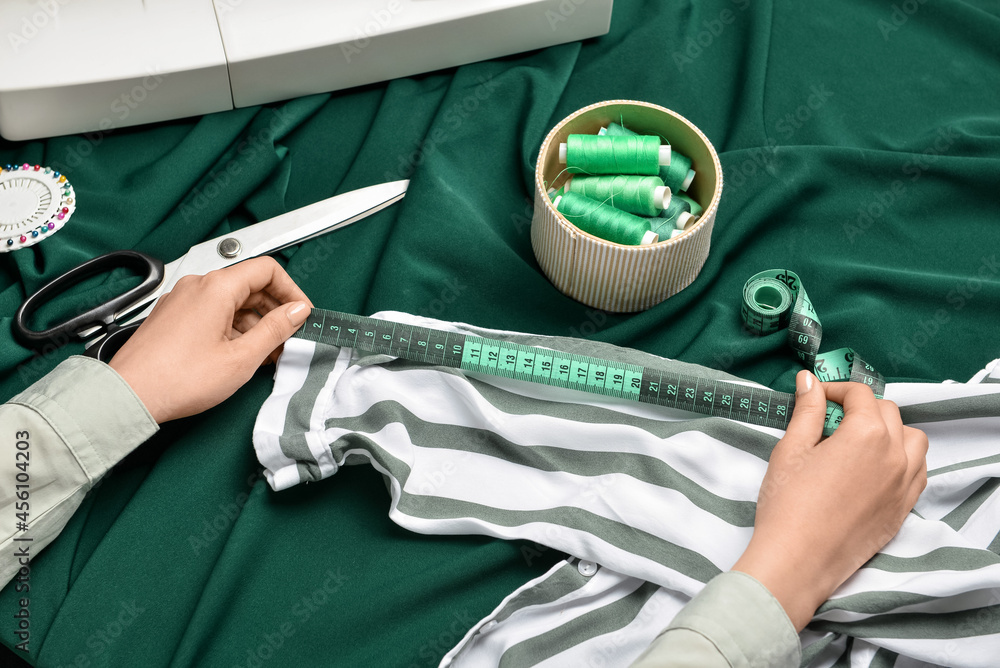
[531,100,723,312]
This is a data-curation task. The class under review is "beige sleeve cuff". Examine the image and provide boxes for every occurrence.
[9,356,159,482]
[631,571,801,668]
[1,356,158,591]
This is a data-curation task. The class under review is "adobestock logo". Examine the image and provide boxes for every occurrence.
[7,0,71,52]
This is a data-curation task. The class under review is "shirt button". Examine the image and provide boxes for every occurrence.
[578,560,597,577]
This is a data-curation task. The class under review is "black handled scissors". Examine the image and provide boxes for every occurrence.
[13,180,408,362]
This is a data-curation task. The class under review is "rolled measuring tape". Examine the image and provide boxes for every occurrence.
[742,269,885,433]
[0,164,76,252]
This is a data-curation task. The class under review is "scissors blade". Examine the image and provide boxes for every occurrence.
[102,180,408,334]
[169,178,408,278]
[232,179,408,261]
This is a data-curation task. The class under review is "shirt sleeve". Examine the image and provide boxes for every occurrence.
[630,571,801,668]
[1,356,159,591]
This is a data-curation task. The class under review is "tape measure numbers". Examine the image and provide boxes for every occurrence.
[741,269,885,391]
[294,307,845,435]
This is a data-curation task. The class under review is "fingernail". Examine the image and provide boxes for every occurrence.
[796,370,814,395]
[287,302,309,325]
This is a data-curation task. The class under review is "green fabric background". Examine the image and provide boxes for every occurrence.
[2,1,999,665]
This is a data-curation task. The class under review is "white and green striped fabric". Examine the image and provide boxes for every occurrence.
[253,311,1000,667]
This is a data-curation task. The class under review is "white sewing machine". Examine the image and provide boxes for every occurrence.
[0,0,613,140]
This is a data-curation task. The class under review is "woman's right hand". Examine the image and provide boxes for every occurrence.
[732,371,929,631]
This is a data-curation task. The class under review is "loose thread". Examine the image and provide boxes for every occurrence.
[649,216,676,237]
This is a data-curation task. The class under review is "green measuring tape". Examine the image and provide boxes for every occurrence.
[741,269,885,432]
[294,271,883,436]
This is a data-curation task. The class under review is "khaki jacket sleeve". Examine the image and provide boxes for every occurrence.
[630,571,801,668]
[1,356,158,591]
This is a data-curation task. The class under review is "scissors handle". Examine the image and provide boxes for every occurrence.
[83,320,144,363]
[14,251,163,348]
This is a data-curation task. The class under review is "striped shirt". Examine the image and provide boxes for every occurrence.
[253,311,1000,667]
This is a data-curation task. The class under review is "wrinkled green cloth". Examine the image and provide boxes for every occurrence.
[1,1,999,665]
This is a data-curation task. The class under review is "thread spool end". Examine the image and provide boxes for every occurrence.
[654,186,671,210]
[559,143,568,164]
[597,126,608,136]
[676,212,694,230]
[553,195,563,209]
[641,230,659,245]
[681,169,695,191]
[659,145,671,166]
[670,228,686,239]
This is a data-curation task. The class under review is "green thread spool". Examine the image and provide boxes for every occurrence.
[658,195,694,232]
[676,193,703,217]
[662,150,695,192]
[649,215,676,238]
[602,122,695,192]
[559,135,669,175]
[601,122,633,138]
[555,192,658,246]
[568,175,670,216]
